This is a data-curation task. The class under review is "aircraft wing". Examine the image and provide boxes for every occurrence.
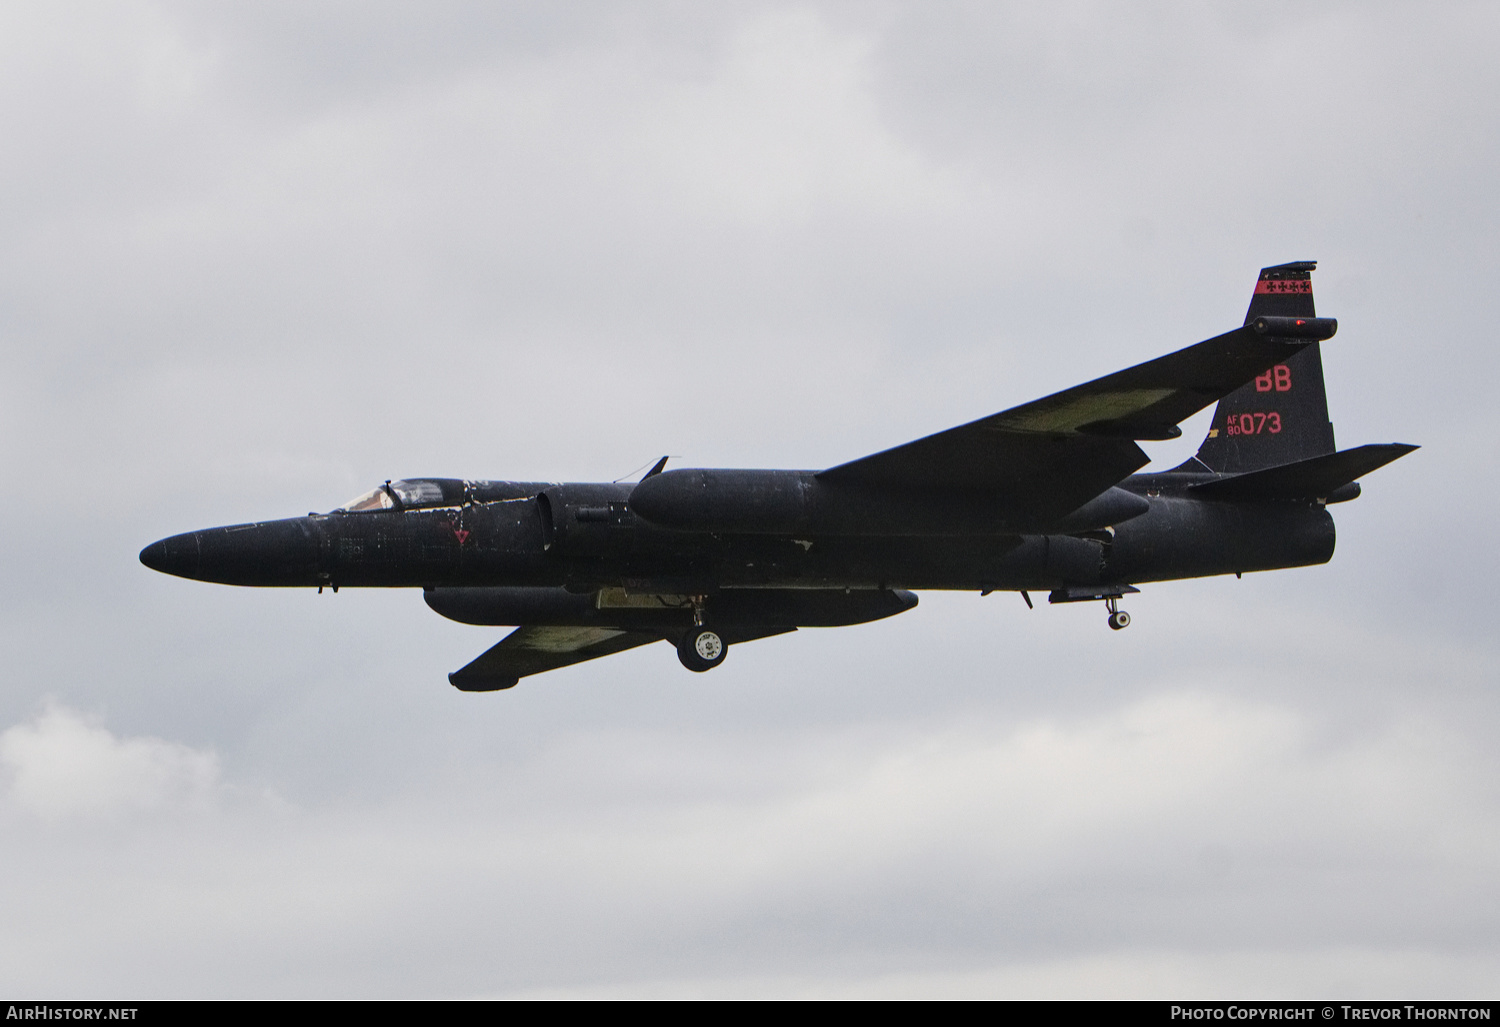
[449,625,660,690]
[817,322,1327,522]
[448,624,795,690]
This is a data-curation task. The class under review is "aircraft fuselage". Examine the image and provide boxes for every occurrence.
[139,469,1336,595]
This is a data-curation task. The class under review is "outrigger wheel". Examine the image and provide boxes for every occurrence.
[678,626,728,672]
[1105,596,1131,631]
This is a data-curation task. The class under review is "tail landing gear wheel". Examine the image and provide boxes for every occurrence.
[678,627,728,672]
[1108,610,1131,630]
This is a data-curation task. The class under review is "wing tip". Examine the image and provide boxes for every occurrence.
[449,672,519,692]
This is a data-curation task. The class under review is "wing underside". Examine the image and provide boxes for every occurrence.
[449,625,661,690]
[449,624,795,691]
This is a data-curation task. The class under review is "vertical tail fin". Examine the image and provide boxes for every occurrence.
[1192,261,1337,474]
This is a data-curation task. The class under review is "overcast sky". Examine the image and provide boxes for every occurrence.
[1,0,1496,998]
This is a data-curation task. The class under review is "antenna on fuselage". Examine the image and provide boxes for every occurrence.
[615,456,673,483]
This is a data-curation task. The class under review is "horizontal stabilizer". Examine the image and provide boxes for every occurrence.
[1188,443,1418,502]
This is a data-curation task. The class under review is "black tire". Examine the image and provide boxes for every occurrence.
[1108,610,1131,631]
[678,627,728,672]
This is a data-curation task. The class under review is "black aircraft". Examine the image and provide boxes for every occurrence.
[141,262,1415,690]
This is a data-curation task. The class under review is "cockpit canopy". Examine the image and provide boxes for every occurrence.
[337,478,465,513]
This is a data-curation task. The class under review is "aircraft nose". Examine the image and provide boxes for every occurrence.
[140,533,199,578]
[139,519,323,585]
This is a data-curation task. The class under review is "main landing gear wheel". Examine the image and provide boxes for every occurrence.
[1105,596,1131,631]
[678,627,728,672]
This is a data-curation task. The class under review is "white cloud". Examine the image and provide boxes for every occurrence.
[0,703,221,821]
[2,689,1492,996]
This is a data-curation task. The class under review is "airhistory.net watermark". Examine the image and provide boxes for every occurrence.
[5,1008,138,1020]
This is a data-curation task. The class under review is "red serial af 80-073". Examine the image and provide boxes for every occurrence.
[141,262,1416,690]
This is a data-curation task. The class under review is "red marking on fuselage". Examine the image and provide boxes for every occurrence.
[1254,278,1312,294]
[442,515,471,545]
